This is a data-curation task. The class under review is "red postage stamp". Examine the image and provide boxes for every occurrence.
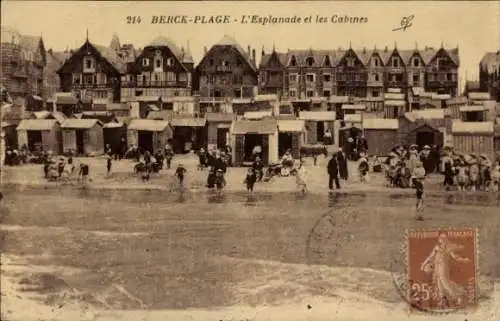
[406,228,478,312]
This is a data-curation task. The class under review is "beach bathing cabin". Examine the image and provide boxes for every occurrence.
[127,119,172,154]
[231,118,278,166]
[61,119,104,156]
[103,119,127,154]
[451,120,495,161]
[205,112,236,149]
[170,116,207,153]
[299,111,336,145]
[277,119,305,158]
[362,118,399,156]
[16,119,61,153]
[398,109,446,148]
[494,120,500,155]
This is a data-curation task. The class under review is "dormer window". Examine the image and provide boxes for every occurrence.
[166,58,173,66]
[155,50,161,56]
[142,58,150,67]
[222,60,229,67]
[155,58,162,69]
[324,56,331,67]
[392,57,399,68]
[83,57,95,72]
[413,58,420,67]
[290,56,297,67]
[306,57,315,67]
[373,57,379,67]
[347,58,355,67]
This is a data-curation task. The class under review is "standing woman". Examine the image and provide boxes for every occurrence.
[296,161,308,194]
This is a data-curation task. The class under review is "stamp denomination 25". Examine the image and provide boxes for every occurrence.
[406,228,478,313]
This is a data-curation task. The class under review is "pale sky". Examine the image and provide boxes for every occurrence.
[2,1,499,87]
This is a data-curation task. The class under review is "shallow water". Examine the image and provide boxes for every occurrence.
[1,186,499,310]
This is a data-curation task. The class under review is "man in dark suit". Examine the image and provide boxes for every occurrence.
[336,147,348,180]
[327,153,341,191]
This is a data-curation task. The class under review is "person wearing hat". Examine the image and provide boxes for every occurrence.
[327,152,341,192]
[295,160,308,194]
[78,163,90,187]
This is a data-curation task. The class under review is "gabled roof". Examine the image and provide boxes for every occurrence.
[61,119,102,129]
[260,51,287,68]
[19,35,42,53]
[91,42,127,73]
[231,119,277,135]
[128,119,169,131]
[17,119,58,131]
[452,120,494,134]
[286,49,343,68]
[480,51,500,74]
[212,35,256,72]
[146,36,183,61]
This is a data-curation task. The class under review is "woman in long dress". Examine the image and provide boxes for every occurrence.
[295,162,307,194]
[420,233,470,308]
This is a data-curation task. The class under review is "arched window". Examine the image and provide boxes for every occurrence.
[306,57,315,67]
[289,56,297,67]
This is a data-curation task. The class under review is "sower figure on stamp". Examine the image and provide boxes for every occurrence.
[420,233,471,308]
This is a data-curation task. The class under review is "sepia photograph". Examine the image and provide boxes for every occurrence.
[0,1,499,320]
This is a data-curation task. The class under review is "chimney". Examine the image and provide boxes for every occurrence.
[384,46,388,52]
[252,49,256,64]
[247,45,251,57]
[362,47,366,54]
[261,45,265,57]
[203,46,208,55]
[48,48,53,55]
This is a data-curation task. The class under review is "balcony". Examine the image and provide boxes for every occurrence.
[71,83,116,89]
[122,80,188,88]
[215,66,232,72]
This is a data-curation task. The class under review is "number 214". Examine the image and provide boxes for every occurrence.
[126,16,142,24]
[411,283,431,301]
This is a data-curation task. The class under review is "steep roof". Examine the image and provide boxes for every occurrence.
[19,35,42,52]
[17,119,58,131]
[61,118,102,129]
[260,51,287,68]
[91,42,126,73]
[146,36,183,60]
[214,35,256,71]
[181,44,194,64]
[480,51,500,74]
[286,49,343,67]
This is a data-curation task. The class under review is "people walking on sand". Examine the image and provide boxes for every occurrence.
[412,161,426,214]
[296,161,308,194]
[327,153,341,192]
[57,158,65,179]
[244,168,257,192]
[252,157,264,182]
[106,153,112,176]
[336,148,348,180]
[175,163,186,188]
[78,163,90,187]
[358,152,369,183]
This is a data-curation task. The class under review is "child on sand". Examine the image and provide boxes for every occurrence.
[296,161,308,194]
[412,161,426,216]
[175,164,187,188]
[244,168,257,192]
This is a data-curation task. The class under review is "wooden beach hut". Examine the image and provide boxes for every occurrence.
[61,119,104,156]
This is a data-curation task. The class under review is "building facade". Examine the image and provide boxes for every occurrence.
[258,44,460,102]
[121,36,194,102]
[57,38,126,103]
[0,27,46,99]
[479,51,500,102]
[196,35,258,100]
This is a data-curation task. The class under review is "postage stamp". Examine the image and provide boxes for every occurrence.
[406,228,478,313]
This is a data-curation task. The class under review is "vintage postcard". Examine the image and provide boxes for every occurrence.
[0,1,499,321]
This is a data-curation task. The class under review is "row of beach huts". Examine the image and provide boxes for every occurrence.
[2,91,500,166]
